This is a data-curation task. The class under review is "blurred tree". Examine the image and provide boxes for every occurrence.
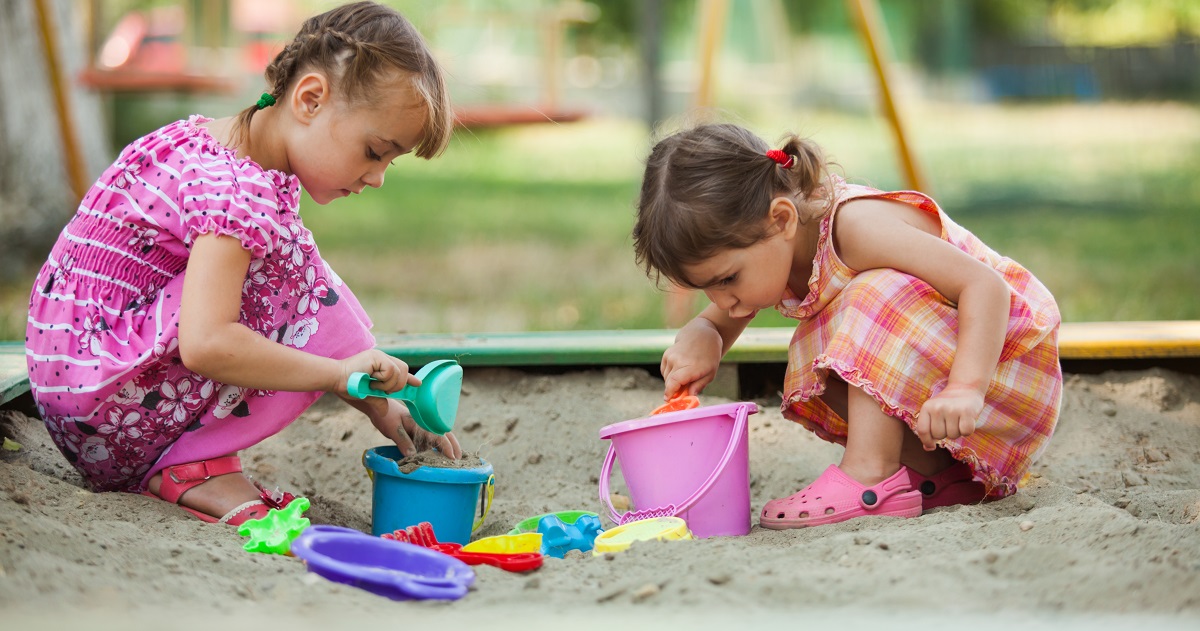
[0,0,109,282]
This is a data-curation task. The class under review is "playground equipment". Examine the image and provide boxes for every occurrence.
[666,0,928,326]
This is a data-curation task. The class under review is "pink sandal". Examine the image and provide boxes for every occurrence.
[143,456,296,526]
[759,464,922,529]
[908,461,988,510]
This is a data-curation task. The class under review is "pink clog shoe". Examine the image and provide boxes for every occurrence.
[759,464,922,529]
[908,461,988,510]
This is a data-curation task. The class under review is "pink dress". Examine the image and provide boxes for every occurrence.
[26,116,376,493]
[776,179,1062,498]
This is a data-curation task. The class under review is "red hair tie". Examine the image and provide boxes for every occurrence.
[766,149,794,169]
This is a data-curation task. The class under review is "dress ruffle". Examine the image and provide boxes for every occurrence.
[775,179,1062,498]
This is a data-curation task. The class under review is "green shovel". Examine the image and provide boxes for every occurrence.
[346,359,462,435]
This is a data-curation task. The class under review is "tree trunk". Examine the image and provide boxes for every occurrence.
[0,0,109,282]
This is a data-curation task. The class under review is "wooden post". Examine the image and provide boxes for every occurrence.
[846,0,927,193]
[694,0,729,110]
[32,0,88,203]
[666,0,730,327]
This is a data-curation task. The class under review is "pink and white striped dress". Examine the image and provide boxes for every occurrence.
[26,116,376,492]
[777,178,1062,498]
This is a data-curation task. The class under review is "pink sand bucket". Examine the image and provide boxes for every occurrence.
[598,402,757,538]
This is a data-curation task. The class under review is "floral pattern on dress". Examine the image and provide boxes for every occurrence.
[26,116,377,493]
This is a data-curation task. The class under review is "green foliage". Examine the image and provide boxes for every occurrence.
[2,103,1198,340]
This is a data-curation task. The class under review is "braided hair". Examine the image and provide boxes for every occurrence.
[231,1,452,159]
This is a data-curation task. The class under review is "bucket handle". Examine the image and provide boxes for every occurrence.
[598,403,751,526]
[473,474,495,533]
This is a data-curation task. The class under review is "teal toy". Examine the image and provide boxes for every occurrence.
[238,497,312,555]
[346,359,462,435]
[537,513,603,558]
[508,510,600,535]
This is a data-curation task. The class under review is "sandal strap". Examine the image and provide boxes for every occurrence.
[856,467,915,510]
[158,456,243,504]
[217,500,267,525]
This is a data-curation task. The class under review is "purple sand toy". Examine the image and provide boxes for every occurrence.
[290,526,474,601]
[538,513,603,558]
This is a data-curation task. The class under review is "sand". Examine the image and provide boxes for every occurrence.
[2,366,1199,630]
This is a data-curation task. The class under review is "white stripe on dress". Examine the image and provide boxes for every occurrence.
[62,233,175,278]
[98,184,163,229]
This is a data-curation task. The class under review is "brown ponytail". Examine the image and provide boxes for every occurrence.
[633,124,836,287]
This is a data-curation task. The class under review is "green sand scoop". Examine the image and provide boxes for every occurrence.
[347,359,462,435]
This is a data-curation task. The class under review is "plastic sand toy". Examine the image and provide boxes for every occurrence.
[384,521,543,573]
[537,512,603,558]
[462,533,543,555]
[508,510,599,535]
[650,390,700,415]
[238,497,311,555]
[291,525,474,600]
[591,516,693,555]
[347,359,462,434]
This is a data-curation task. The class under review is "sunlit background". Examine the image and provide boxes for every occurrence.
[2,0,1199,339]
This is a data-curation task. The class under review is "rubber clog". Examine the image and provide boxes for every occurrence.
[908,461,988,510]
[759,464,922,529]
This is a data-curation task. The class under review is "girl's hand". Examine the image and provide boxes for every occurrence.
[333,349,419,396]
[915,383,984,451]
[354,397,463,459]
[661,324,724,399]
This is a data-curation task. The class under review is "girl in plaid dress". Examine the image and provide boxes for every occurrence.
[633,124,1061,528]
[26,2,461,526]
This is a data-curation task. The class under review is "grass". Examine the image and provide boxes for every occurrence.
[3,102,1199,339]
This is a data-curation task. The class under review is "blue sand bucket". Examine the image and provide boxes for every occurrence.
[363,446,495,545]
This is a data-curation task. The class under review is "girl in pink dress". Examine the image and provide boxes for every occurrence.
[26,1,461,526]
[633,123,1061,528]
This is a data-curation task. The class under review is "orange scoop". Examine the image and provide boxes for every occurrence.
[650,390,700,415]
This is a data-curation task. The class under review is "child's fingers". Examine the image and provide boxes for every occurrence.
[369,357,399,391]
[915,409,936,451]
[372,354,414,393]
[389,422,417,458]
[664,366,713,400]
[439,431,463,460]
[958,416,976,438]
[685,377,711,396]
[662,371,688,400]
[403,357,422,387]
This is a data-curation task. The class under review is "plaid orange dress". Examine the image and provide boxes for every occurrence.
[776,179,1062,498]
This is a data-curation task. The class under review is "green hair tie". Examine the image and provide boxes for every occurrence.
[255,92,276,110]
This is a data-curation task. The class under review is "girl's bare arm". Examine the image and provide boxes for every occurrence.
[179,234,405,395]
[833,198,1011,446]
